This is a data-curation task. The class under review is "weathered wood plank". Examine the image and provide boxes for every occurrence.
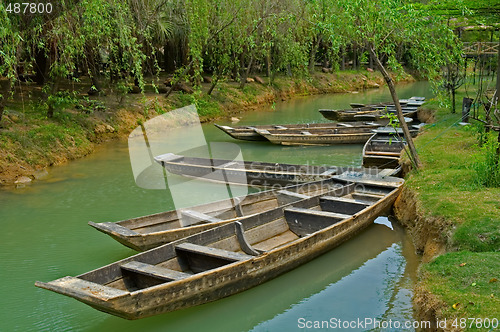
[175,242,253,273]
[180,210,223,225]
[276,190,310,205]
[319,196,369,214]
[175,243,253,262]
[121,261,191,281]
[350,193,383,203]
[88,222,139,236]
[252,230,299,252]
[284,207,350,236]
[35,277,128,300]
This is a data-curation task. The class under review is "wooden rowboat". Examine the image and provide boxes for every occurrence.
[350,96,425,109]
[36,173,404,319]
[154,153,361,187]
[319,107,418,122]
[88,179,343,251]
[254,126,377,145]
[362,132,407,169]
[214,121,386,142]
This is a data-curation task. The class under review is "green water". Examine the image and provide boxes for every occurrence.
[1,81,432,331]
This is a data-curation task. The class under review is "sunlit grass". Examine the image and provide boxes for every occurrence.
[407,88,500,323]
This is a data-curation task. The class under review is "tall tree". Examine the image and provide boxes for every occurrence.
[329,0,462,168]
[0,4,21,126]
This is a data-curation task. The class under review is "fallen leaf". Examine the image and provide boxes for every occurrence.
[459,263,467,267]
[471,282,477,286]
[452,302,460,310]
[491,294,495,298]
[489,278,498,283]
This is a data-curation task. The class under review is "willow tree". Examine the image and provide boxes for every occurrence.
[0,4,21,125]
[333,0,461,169]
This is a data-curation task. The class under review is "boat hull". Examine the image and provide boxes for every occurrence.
[37,180,401,319]
[89,180,342,251]
[362,133,406,168]
[257,131,375,145]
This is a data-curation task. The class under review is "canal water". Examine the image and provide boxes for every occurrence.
[0,82,432,331]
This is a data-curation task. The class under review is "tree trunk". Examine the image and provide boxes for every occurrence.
[34,47,50,85]
[0,80,10,126]
[165,60,194,98]
[46,80,59,118]
[309,35,321,73]
[370,47,422,169]
[266,52,271,77]
[340,46,345,71]
[0,97,5,126]
[240,55,254,89]
[207,77,219,95]
[353,44,358,70]
[451,88,456,113]
[87,49,102,93]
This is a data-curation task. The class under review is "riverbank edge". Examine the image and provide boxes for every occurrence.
[394,183,451,328]
[0,70,413,186]
[393,104,499,330]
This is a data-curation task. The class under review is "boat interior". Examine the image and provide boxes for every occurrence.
[113,180,344,233]
[74,181,395,294]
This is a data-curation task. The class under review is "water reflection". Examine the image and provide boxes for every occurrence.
[0,81,431,331]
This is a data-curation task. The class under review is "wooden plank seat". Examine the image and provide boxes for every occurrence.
[121,261,191,281]
[284,207,351,237]
[180,210,223,225]
[176,243,253,262]
[176,242,253,273]
[351,192,384,203]
[276,190,311,205]
[319,196,370,214]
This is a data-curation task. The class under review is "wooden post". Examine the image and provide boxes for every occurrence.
[462,97,473,122]
[369,47,422,168]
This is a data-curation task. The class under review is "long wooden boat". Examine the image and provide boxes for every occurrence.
[214,121,387,142]
[88,179,344,251]
[362,132,407,169]
[254,126,377,145]
[350,96,425,109]
[36,173,404,319]
[319,107,418,122]
[153,153,385,187]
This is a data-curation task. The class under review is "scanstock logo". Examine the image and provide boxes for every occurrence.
[128,105,249,225]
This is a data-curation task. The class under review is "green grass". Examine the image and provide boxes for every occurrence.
[421,252,500,318]
[407,88,500,324]
[408,99,500,253]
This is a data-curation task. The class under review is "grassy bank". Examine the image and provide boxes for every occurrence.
[0,70,400,185]
[395,93,500,329]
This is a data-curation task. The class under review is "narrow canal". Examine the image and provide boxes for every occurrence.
[0,82,432,331]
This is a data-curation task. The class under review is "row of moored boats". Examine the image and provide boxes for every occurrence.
[35,96,425,319]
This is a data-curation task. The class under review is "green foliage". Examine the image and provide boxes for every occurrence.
[472,134,500,188]
[175,93,221,117]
